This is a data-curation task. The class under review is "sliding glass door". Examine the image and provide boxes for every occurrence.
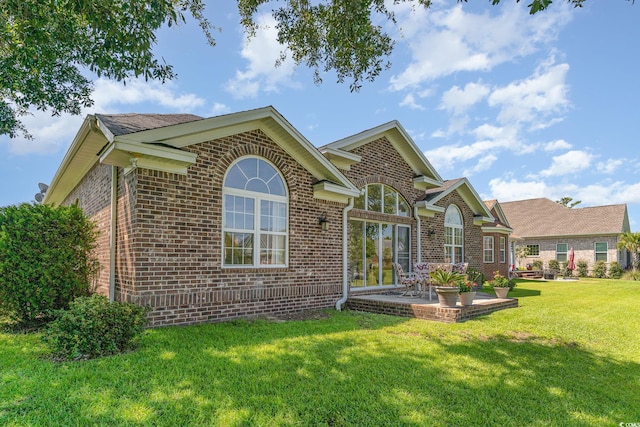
[349,219,410,288]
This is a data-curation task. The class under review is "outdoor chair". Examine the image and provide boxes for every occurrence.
[393,263,420,297]
[453,262,469,275]
[413,262,433,300]
[428,263,453,275]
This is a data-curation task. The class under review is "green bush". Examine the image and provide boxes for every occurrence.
[592,260,607,278]
[0,203,98,325]
[532,259,543,270]
[548,259,560,271]
[576,260,589,278]
[608,262,624,279]
[43,295,149,360]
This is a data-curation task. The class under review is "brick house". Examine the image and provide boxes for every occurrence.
[480,200,513,280]
[500,198,631,272]
[43,106,496,326]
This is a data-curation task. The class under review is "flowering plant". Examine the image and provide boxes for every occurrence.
[488,271,516,290]
[458,275,477,293]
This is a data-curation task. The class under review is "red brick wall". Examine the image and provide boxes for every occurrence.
[62,163,112,296]
[126,129,345,326]
[480,232,509,281]
[420,192,483,271]
[337,136,485,279]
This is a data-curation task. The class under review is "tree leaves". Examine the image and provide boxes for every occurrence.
[0,0,212,138]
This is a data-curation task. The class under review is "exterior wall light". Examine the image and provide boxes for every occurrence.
[318,211,330,232]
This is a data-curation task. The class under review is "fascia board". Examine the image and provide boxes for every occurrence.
[481,226,514,234]
[320,147,362,171]
[43,116,99,206]
[325,121,443,182]
[414,200,445,218]
[100,139,197,174]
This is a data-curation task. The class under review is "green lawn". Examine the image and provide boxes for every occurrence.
[1,279,639,426]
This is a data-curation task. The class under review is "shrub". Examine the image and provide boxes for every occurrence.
[0,203,98,325]
[548,259,560,271]
[609,262,624,279]
[576,260,589,278]
[532,259,543,270]
[592,260,607,278]
[622,270,640,281]
[43,295,149,360]
[489,271,516,290]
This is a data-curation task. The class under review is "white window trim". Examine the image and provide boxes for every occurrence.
[222,156,289,268]
[500,237,506,263]
[556,243,568,262]
[444,205,464,264]
[594,242,608,262]
[484,236,494,263]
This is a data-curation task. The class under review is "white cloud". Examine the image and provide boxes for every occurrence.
[597,158,624,174]
[1,78,206,155]
[388,2,572,91]
[440,81,490,115]
[488,60,570,126]
[544,139,572,151]
[539,150,593,177]
[463,154,497,176]
[488,177,552,201]
[399,93,425,110]
[225,14,299,98]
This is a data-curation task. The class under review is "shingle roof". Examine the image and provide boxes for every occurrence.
[96,113,203,136]
[500,197,629,238]
[422,178,463,202]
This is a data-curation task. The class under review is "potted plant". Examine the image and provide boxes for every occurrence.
[429,269,462,307]
[458,275,476,306]
[488,271,515,299]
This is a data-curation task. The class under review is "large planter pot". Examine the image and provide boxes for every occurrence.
[435,286,460,308]
[493,287,509,299]
[459,291,476,306]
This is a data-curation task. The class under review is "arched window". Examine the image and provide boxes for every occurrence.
[444,205,463,263]
[353,184,410,216]
[222,157,287,267]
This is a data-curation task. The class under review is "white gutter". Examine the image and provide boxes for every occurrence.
[109,165,117,302]
[335,198,354,311]
[414,206,421,263]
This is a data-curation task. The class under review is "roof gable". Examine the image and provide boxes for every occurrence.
[321,121,443,190]
[500,198,630,237]
[416,178,494,224]
[45,107,359,206]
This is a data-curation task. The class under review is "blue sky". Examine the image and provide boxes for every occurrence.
[1,0,639,230]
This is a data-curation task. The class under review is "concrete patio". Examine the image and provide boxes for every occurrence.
[345,291,518,323]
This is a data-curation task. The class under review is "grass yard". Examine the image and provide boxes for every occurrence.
[1,278,639,426]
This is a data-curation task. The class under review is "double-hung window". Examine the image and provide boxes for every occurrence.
[556,243,568,262]
[223,157,288,267]
[444,205,463,263]
[595,242,608,262]
[484,236,494,263]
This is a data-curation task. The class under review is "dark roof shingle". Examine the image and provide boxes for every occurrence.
[96,113,203,136]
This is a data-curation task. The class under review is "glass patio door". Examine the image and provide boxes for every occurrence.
[349,220,410,288]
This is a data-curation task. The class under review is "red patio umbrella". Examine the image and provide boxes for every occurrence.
[567,247,576,275]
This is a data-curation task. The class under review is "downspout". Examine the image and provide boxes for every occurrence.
[335,198,354,311]
[414,206,421,263]
[109,165,117,302]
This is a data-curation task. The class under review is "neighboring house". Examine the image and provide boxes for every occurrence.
[481,200,513,280]
[43,106,495,326]
[500,198,631,272]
